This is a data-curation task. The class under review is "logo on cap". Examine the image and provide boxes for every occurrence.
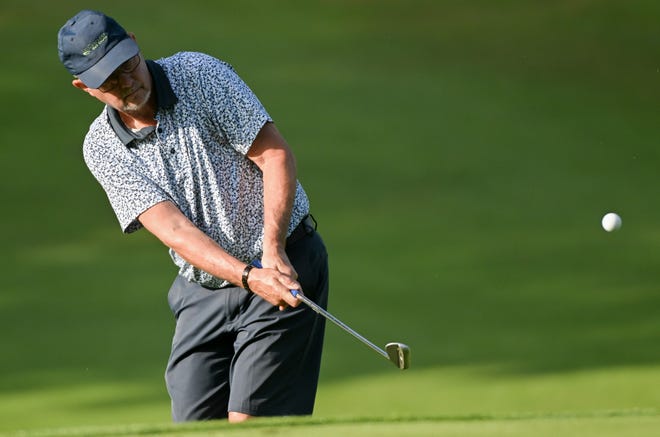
[82,32,108,56]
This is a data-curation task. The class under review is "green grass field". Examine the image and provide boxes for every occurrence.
[2,0,660,435]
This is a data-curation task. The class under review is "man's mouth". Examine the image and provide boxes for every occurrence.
[122,87,140,99]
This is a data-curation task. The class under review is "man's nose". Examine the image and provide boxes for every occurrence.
[117,71,134,89]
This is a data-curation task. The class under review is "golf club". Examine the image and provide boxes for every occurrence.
[252,260,410,370]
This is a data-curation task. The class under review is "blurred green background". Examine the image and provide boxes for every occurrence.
[1,0,659,433]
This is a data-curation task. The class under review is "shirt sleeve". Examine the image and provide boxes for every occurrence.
[82,119,171,233]
[196,54,272,155]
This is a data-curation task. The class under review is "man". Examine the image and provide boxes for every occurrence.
[57,10,328,423]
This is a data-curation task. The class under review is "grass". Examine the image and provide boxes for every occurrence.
[3,365,660,435]
[5,411,660,437]
[2,0,660,435]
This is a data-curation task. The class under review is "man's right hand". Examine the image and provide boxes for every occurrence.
[245,264,301,311]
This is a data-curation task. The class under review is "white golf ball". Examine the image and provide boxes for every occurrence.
[601,212,622,232]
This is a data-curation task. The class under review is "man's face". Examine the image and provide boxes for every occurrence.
[75,53,152,114]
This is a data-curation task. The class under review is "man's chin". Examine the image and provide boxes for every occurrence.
[122,89,152,113]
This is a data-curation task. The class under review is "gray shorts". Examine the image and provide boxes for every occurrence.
[164,223,328,421]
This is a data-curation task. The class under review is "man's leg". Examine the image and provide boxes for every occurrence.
[165,275,248,421]
[228,231,329,417]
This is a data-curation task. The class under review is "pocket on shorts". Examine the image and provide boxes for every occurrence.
[167,276,185,316]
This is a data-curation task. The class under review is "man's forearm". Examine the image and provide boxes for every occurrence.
[139,200,246,286]
[261,147,297,255]
[246,122,299,259]
[138,200,301,309]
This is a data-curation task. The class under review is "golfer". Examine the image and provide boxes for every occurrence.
[57,10,328,423]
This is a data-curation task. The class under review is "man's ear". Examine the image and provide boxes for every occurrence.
[72,78,92,94]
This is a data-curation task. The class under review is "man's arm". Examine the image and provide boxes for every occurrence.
[246,122,298,278]
[138,200,300,310]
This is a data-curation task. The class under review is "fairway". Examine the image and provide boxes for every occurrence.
[2,0,660,436]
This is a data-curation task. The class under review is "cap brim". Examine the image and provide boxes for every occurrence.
[78,38,139,89]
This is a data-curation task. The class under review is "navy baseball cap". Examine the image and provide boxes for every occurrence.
[58,10,139,89]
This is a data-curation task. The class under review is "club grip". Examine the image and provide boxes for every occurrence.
[250,259,300,297]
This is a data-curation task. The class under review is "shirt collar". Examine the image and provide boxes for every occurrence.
[107,59,178,146]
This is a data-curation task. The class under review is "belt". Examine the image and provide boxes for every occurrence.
[287,214,317,246]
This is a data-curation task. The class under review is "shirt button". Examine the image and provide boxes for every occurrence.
[170,148,175,154]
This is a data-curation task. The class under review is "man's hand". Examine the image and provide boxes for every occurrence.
[262,248,298,280]
[246,263,301,311]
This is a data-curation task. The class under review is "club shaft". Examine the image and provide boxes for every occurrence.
[250,260,388,360]
[296,293,389,359]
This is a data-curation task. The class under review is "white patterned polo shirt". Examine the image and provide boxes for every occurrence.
[82,51,310,288]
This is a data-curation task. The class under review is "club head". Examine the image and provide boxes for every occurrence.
[385,342,411,370]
